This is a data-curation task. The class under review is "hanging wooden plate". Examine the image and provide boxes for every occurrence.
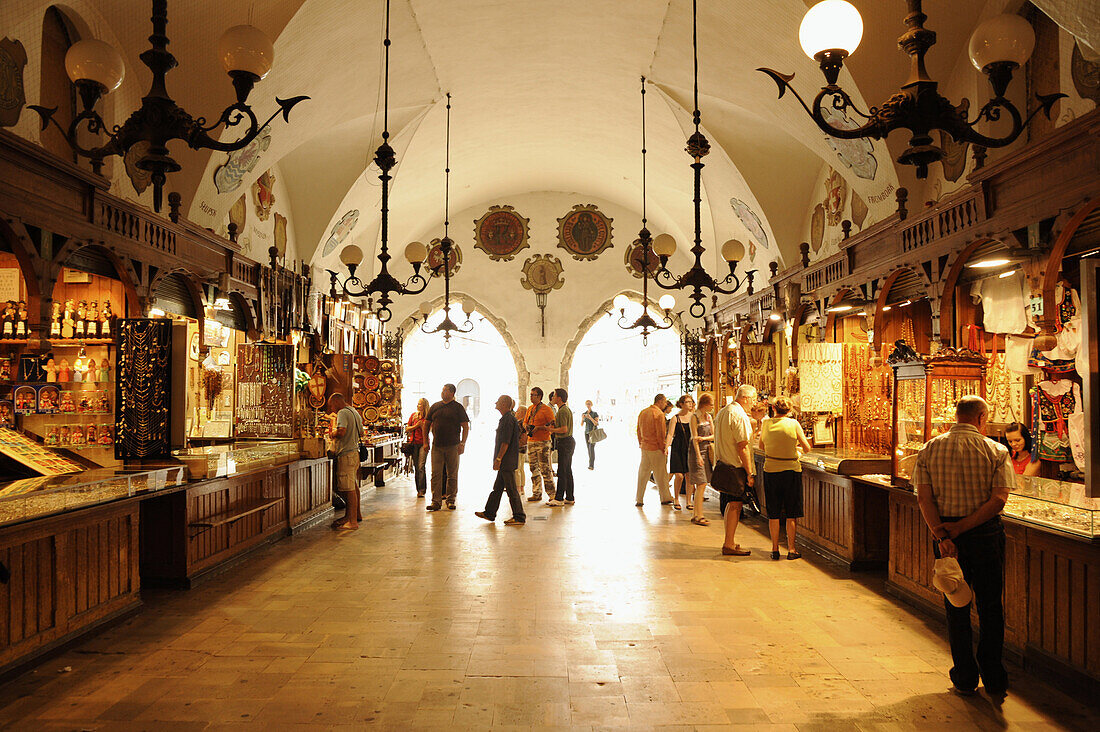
[352,391,368,408]
[364,406,379,423]
[364,375,380,390]
[380,360,395,374]
[381,374,395,386]
[379,404,393,418]
[353,355,367,371]
[365,390,381,406]
[380,384,396,402]
[364,356,381,374]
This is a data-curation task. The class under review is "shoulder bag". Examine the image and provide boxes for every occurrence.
[588,426,607,444]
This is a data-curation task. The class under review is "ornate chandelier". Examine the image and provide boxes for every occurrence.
[651,0,756,319]
[330,0,431,322]
[757,0,1065,179]
[29,0,308,212]
[615,77,675,345]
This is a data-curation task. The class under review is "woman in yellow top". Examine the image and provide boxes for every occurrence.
[759,397,811,560]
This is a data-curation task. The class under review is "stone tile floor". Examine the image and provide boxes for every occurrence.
[1,455,1097,730]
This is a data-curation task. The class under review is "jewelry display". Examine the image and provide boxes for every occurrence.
[742,343,776,397]
[235,343,293,438]
[115,319,172,459]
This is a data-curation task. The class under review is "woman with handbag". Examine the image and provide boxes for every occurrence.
[687,393,715,524]
[406,398,430,498]
[582,400,601,470]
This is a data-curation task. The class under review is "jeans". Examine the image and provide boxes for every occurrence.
[430,444,461,505]
[484,468,525,521]
[527,440,554,498]
[636,449,672,504]
[553,436,576,501]
[935,516,1008,693]
[413,444,428,495]
[586,437,595,468]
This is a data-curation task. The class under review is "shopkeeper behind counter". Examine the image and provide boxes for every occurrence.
[1004,422,1040,477]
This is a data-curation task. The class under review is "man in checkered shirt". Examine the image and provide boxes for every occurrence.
[914,395,1015,702]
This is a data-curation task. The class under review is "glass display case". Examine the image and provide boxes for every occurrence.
[0,466,186,527]
[1006,476,1100,538]
[173,440,300,479]
[890,346,986,482]
[798,448,892,476]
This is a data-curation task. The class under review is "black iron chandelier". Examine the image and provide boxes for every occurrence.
[757,0,1065,179]
[651,0,756,319]
[415,94,473,348]
[615,77,675,346]
[29,0,308,213]
[331,0,431,322]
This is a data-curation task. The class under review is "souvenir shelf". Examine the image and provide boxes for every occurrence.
[890,345,986,482]
[173,440,300,480]
[235,343,293,438]
[351,355,401,427]
[0,465,186,527]
[1005,477,1100,538]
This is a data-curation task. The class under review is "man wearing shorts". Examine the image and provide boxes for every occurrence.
[712,385,757,556]
[329,393,363,530]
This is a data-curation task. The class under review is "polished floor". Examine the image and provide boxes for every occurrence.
[1,435,1097,730]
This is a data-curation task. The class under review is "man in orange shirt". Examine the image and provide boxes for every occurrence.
[636,393,674,506]
[523,386,556,501]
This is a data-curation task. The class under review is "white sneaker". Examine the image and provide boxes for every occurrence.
[546,499,564,506]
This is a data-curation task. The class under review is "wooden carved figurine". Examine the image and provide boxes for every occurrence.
[86,301,100,338]
[14,301,27,339]
[99,359,110,383]
[98,425,113,445]
[59,391,75,413]
[85,424,97,444]
[0,301,14,339]
[100,301,113,337]
[75,300,87,338]
[61,300,76,339]
[45,358,58,383]
[57,358,71,383]
[49,302,61,338]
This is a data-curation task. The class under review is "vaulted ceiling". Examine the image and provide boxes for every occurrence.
[27,0,1076,278]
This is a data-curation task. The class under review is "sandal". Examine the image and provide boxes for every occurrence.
[672,503,682,511]
[691,516,709,526]
[686,503,694,510]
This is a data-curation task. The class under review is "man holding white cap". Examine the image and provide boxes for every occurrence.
[914,395,1015,701]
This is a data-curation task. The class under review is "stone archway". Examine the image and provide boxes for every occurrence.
[396,292,530,398]
[559,290,684,388]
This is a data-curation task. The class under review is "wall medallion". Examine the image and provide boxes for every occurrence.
[274,212,288,257]
[624,238,659,279]
[322,209,359,257]
[0,38,27,128]
[520,253,565,293]
[823,168,847,226]
[213,126,271,193]
[810,203,825,253]
[252,169,276,221]
[820,105,878,180]
[427,238,462,275]
[473,205,530,261]
[1071,42,1100,103]
[124,140,153,195]
[557,204,612,261]
[729,198,769,249]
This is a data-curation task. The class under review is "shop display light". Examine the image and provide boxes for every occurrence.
[758,0,1065,179]
[651,0,756,318]
[28,0,308,212]
[330,0,433,322]
[615,78,676,345]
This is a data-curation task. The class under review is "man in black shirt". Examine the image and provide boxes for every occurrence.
[475,394,525,525]
[424,383,470,511]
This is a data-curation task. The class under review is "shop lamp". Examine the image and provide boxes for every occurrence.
[650,3,755,319]
[758,0,1065,179]
[28,0,308,212]
[769,312,783,322]
[329,0,437,322]
[149,307,166,318]
[968,257,1013,269]
[998,268,1019,279]
[418,94,473,349]
[617,77,676,345]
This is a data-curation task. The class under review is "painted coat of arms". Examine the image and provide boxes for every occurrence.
[0,38,28,128]
[521,254,565,293]
[823,168,848,226]
[322,210,359,257]
[427,239,462,275]
[252,169,276,221]
[624,238,660,279]
[473,205,529,261]
[557,204,612,261]
[274,213,288,257]
[729,198,769,249]
[213,127,271,193]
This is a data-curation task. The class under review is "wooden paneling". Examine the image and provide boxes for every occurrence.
[887,490,941,614]
[800,471,855,562]
[185,469,287,577]
[287,458,333,532]
[0,503,140,673]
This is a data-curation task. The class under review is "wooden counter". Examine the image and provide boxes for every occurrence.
[754,454,889,570]
[287,457,333,533]
[884,487,1099,696]
[0,499,141,677]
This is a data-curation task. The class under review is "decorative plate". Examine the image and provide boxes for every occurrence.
[364,356,381,374]
[380,384,396,402]
[556,203,613,261]
[364,375,380,390]
[381,374,395,386]
[365,390,381,406]
[363,406,379,423]
[352,392,367,408]
[380,360,395,374]
[353,355,367,371]
[473,205,531,261]
[379,404,393,418]
[308,393,326,409]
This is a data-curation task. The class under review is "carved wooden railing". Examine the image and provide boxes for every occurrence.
[804,253,848,292]
[900,187,986,253]
[95,199,178,257]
